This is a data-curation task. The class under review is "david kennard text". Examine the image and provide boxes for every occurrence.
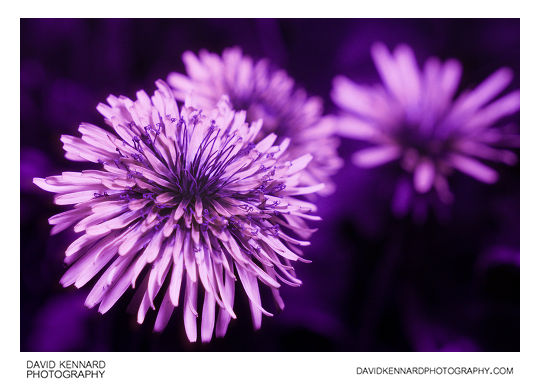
[27,360,106,379]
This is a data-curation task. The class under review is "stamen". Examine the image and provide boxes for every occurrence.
[142,192,155,200]
[273,183,286,193]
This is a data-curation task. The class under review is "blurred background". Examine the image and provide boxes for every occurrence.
[20,18,519,352]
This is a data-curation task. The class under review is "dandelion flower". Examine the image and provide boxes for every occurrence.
[167,47,343,195]
[332,43,519,215]
[33,80,323,342]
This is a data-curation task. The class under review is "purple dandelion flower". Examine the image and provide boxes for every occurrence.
[33,80,324,342]
[332,43,519,216]
[167,47,343,195]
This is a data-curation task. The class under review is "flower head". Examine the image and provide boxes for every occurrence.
[34,80,323,342]
[332,43,519,216]
[167,47,343,195]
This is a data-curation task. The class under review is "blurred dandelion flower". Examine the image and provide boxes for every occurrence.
[167,47,343,195]
[33,80,323,342]
[332,43,519,216]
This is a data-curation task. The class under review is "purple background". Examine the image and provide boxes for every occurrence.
[21,19,519,352]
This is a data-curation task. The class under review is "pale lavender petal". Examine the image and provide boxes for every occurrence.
[448,154,499,183]
[98,258,140,314]
[464,90,520,130]
[453,68,513,115]
[215,271,235,338]
[166,73,195,101]
[154,292,175,332]
[394,44,421,106]
[332,76,386,120]
[439,59,462,102]
[371,42,405,103]
[85,249,135,309]
[456,140,518,165]
[237,264,269,329]
[352,146,401,168]
[201,291,216,343]
[336,116,380,140]
[183,279,198,343]
[413,160,436,194]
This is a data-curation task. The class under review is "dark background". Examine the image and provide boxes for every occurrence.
[20,18,519,352]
